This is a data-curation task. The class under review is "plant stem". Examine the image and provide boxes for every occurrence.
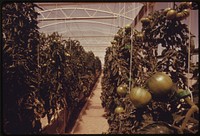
[181,105,199,130]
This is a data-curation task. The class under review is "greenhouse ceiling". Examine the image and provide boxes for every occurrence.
[36,2,144,63]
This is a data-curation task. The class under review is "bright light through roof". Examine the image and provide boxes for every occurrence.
[35,2,144,64]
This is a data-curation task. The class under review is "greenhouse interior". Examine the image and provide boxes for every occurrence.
[2,2,199,134]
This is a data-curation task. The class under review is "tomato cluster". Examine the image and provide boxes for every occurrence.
[164,2,192,21]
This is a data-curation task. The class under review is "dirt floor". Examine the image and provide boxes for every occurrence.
[71,74,109,134]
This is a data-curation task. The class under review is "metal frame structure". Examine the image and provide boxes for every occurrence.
[36,2,145,64]
[39,20,119,29]
[38,7,141,20]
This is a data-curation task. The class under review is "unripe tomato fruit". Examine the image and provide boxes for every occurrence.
[117,84,127,96]
[136,33,144,42]
[125,24,131,33]
[163,8,172,15]
[166,10,177,20]
[182,9,190,17]
[147,15,153,20]
[147,72,173,95]
[51,60,55,64]
[125,24,131,29]
[65,52,70,56]
[111,40,117,45]
[176,12,185,20]
[129,87,152,108]
[141,17,151,24]
[114,106,125,114]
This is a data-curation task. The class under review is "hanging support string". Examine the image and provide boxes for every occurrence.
[128,3,136,93]
[187,8,193,102]
[146,2,148,16]
[37,32,40,87]
[129,25,133,93]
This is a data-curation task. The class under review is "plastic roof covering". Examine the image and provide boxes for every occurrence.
[36,2,144,64]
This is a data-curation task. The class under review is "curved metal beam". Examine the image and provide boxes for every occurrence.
[38,16,117,21]
[58,29,116,36]
[39,20,119,29]
[38,7,141,21]
[41,28,116,37]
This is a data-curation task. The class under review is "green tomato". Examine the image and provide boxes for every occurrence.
[114,106,125,114]
[163,8,172,15]
[176,12,185,20]
[51,60,55,64]
[182,9,190,17]
[166,9,177,20]
[117,84,127,96]
[147,72,173,95]
[125,24,131,33]
[65,52,71,56]
[129,87,152,108]
[136,33,144,42]
[140,17,151,24]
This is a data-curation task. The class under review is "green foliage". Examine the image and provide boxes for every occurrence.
[2,3,101,134]
[38,33,101,125]
[101,3,198,134]
[2,3,43,134]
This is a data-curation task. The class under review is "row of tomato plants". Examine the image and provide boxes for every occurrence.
[101,2,198,134]
[2,3,101,134]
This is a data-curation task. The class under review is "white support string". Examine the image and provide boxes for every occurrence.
[118,3,119,28]
[124,2,125,27]
[110,3,116,41]
[129,17,133,93]
[37,31,40,89]
[146,2,148,16]
[119,2,125,77]
[128,3,134,93]
[70,37,71,51]
[37,6,41,87]
[117,3,123,77]
[56,4,58,34]
[187,9,193,102]
[117,2,120,75]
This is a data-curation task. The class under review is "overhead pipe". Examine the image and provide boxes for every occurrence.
[38,16,117,21]
[62,35,114,38]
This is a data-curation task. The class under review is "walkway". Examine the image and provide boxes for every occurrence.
[71,74,109,134]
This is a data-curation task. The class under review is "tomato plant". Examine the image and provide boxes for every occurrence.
[101,2,198,134]
[2,3,43,134]
[39,33,102,130]
[2,3,102,134]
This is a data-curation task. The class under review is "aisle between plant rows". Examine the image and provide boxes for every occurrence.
[71,74,109,134]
